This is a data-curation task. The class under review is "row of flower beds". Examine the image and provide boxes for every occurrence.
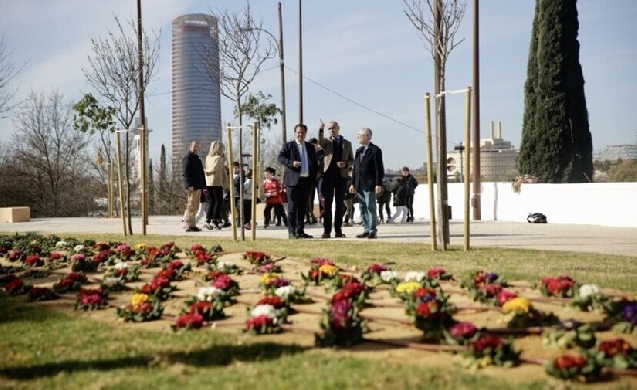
[1,233,637,384]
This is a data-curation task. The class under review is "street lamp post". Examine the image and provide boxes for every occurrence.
[241,2,287,145]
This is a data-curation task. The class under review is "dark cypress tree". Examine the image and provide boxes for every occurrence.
[519,0,593,183]
[159,145,167,214]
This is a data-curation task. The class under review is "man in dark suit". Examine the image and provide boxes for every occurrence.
[277,124,318,239]
[349,127,384,239]
[318,120,354,238]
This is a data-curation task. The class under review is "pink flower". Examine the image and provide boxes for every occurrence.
[80,294,102,306]
[449,322,477,340]
[426,267,446,279]
[496,290,518,305]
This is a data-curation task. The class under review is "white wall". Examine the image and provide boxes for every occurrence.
[407,182,637,228]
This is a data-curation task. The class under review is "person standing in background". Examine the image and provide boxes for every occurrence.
[204,141,229,230]
[402,166,418,223]
[262,166,288,228]
[349,128,384,239]
[278,124,318,239]
[318,120,354,238]
[181,141,206,232]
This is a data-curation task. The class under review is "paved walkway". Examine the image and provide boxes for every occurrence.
[2,217,636,257]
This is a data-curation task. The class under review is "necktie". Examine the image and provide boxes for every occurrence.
[299,143,308,174]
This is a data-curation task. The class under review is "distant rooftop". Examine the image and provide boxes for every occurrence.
[595,144,637,161]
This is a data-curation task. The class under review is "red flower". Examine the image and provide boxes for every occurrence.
[478,283,502,297]
[167,260,183,271]
[195,251,212,264]
[449,322,477,340]
[598,339,633,358]
[156,269,175,280]
[246,314,275,330]
[205,270,225,281]
[176,313,204,329]
[49,252,64,260]
[367,263,386,275]
[414,300,441,318]
[413,287,437,300]
[471,335,504,353]
[80,293,102,306]
[496,290,518,305]
[189,301,212,315]
[65,272,86,282]
[257,296,285,309]
[426,267,446,279]
[93,243,111,251]
[161,242,175,250]
[6,278,24,293]
[115,268,128,277]
[8,250,23,261]
[190,244,205,252]
[24,255,41,266]
[553,354,587,370]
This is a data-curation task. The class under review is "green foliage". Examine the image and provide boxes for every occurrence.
[519,0,593,183]
[72,93,116,135]
[236,91,280,131]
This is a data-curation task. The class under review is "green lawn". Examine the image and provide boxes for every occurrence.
[1,233,636,389]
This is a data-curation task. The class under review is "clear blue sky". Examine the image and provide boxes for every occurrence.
[1,0,635,170]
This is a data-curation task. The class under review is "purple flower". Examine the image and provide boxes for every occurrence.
[485,273,499,283]
[621,304,637,325]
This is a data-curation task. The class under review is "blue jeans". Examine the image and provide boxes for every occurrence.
[356,189,377,234]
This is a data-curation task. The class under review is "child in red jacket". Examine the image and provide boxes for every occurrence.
[262,167,288,228]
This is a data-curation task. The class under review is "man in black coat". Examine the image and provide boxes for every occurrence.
[317,120,354,238]
[182,141,206,232]
[349,127,384,239]
[277,124,318,239]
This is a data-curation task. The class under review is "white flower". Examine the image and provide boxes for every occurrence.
[102,277,120,285]
[56,240,68,248]
[217,260,234,268]
[73,244,85,252]
[579,284,601,298]
[196,287,222,301]
[404,271,425,282]
[250,304,278,320]
[275,285,296,299]
[113,262,128,270]
[380,270,399,282]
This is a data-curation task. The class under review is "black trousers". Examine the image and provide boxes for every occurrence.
[287,177,311,236]
[320,172,347,234]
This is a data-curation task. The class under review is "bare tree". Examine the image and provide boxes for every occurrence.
[0,33,25,118]
[82,16,161,233]
[8,91,94,216]
[403,0,466,249]
[202,5,276,160]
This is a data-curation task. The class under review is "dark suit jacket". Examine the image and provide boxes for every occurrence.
[318,131,354,178]
[277,141,319,187]
[352,142,384,192]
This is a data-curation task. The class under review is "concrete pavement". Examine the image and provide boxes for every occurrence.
[1,217,636,257]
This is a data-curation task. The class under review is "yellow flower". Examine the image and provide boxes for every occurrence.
[319,265,339,276]
[502,297,531,313]
[395,281,422,294]
[261,273,281,285]
[131,293,150,307]
[135,243,147,250]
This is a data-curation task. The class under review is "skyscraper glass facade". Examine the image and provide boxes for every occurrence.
[172,14,222,168]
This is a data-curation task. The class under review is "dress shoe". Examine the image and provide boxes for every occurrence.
[356,232,369,238]
[288,233,298,239]
[297,233,313,239]
[334,232,346,238]
[367,232,377,239]
[186,226,201,232]
[321,233,331,239]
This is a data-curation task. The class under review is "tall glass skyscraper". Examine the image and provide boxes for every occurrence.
[172,14,222,168]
